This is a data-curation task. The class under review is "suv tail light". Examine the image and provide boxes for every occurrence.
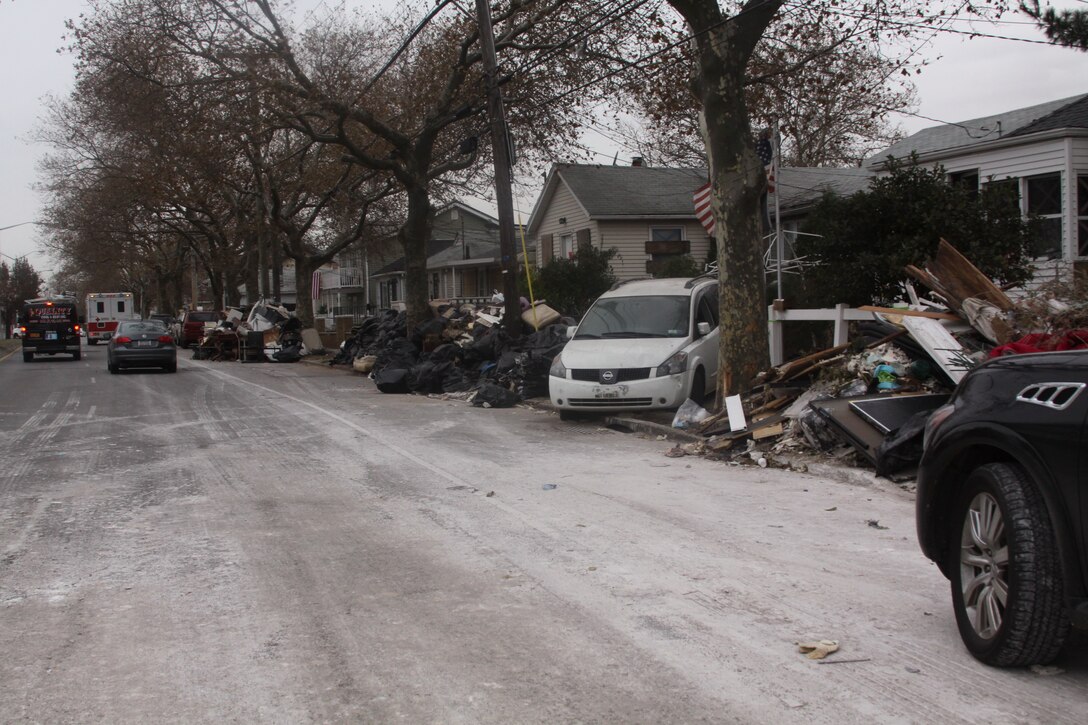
[74,324,81,332]
[114,336,132,344]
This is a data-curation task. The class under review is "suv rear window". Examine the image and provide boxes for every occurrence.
[187,311,219,323]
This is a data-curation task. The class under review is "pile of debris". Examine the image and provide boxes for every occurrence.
[329,299,568,407]
[190,301,312,363]
[675,239,1088,478]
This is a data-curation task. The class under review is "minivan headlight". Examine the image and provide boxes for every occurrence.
[549,354,567,378]
[657,351,688,376]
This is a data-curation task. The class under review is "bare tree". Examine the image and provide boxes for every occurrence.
[661,0,1011,396]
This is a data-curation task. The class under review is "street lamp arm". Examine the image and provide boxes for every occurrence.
[0,221,39,232]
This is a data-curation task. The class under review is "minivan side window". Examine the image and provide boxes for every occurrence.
[696,289,719,329]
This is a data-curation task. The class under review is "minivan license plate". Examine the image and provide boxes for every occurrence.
[594,389,620,399]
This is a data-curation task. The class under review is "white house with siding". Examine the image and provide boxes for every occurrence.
[526,163,715,280]
[865,93,1088,280]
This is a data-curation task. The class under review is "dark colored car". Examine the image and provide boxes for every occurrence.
[175,309,219,348]
[917,350,1088,666]
[107,320,177,373]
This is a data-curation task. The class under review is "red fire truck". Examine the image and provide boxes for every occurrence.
[85,292,136,345]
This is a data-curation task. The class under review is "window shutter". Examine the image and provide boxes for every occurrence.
[576,228,592,250]
[541,233,553,264]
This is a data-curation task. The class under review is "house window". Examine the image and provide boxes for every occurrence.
[559,233,574,259]
[949,169,980,196]
[1026,173,1063,260]
[646,226,689,275]
[431,273,440,299]
[389,278,399,302]
[1078,175,1088,257]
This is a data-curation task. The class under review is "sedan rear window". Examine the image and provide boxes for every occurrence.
[575,295,690,339]
[119,321,169,334]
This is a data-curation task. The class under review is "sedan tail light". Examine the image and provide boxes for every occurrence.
[158,335,173,343]
[114,336,132,344]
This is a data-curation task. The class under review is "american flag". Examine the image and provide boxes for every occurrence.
[693,181,715,237]
[756,135,776,193]
[311,270,321,300]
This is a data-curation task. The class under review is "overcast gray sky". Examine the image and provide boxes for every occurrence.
[3,1,1088,281]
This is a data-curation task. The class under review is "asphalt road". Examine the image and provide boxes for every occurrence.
[1,340,1085,723]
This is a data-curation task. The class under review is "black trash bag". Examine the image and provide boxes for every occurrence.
[272,344,301,363]
[407,360,444,394]
[440,365,472,393]
[496,350,519,375]
[374,368,410,394]
[875,409,932,477]
[410,318,447,349]
[472,382,521,408]
[428,343,463,364]
[373,339,418,375]
[515,352,554,398]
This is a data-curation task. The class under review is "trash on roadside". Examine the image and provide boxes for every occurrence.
[797,640,840,660]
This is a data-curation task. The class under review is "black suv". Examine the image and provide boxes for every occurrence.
[917,350,1088,666]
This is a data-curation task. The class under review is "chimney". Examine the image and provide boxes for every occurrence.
[631,156,643,167]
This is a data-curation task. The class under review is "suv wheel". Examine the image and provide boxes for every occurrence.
[949,462,1069,666]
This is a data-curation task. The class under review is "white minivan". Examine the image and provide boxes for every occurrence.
[549,276,719,420]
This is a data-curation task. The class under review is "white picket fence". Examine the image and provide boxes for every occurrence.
[767,303,877,366]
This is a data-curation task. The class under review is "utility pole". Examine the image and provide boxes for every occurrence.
[475,0,521,336]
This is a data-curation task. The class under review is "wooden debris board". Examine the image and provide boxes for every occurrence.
[902,316,967,384]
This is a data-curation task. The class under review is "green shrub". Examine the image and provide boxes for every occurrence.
[534,245,617,318]
[797,156,1035,307]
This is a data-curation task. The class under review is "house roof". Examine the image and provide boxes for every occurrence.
[433,200,499,227]
[776,167,874,213]
[527,163,873,233]
[556,165,709,217]
[373,239,456,276]
[865,93,1088,168]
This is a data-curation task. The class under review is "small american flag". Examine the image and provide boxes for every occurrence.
[756,135,776,193]
[311,270,321,300]
[693,181,715,237]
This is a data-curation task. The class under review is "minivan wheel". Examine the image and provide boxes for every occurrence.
[949,462,1069,666]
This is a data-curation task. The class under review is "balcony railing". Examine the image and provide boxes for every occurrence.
[320,267,366,290]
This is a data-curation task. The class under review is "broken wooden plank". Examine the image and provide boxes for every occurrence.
[902,316,967,383]
[858,305,959,321]
[933,238,1015,311]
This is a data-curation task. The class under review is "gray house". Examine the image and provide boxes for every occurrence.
[370,201,518,308]
[866,93,1088,279]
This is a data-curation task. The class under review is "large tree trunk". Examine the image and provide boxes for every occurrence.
[293,257,315,328]
[670,0,783,397]
[400,184,433,331]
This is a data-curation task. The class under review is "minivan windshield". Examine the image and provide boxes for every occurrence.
[574,295,690,339]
